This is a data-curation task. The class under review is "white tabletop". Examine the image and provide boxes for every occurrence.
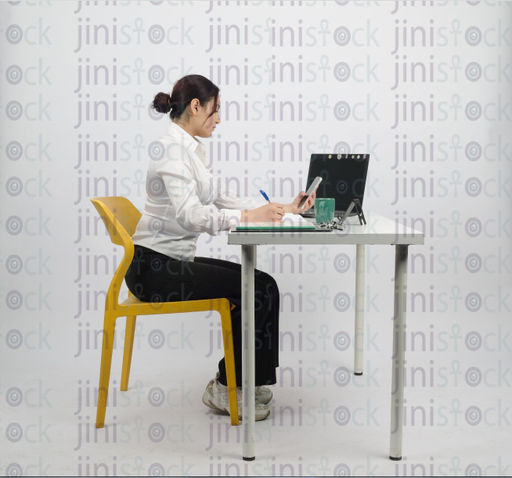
[228,212,425,246]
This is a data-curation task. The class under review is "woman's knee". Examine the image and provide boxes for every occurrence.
[256,270,278,290]
[256,280,279,310]
[267,275,279,295]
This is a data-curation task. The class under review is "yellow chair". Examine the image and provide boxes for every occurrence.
[90,196,239,428]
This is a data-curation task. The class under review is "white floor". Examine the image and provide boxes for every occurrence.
[2,308,511,476]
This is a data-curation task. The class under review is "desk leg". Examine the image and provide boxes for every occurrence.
[390,244,408,461]
[354,244,365,375]
[242,245,256,461]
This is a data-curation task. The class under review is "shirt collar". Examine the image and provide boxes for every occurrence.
[166,121,208,167]
[166,121,205,156]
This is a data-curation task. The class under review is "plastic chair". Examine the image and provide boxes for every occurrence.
[90,196,239,428]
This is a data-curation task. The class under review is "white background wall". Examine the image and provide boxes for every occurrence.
[1,1,511,476]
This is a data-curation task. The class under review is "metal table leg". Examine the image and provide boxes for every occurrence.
[354,244,365,375]
[241,245,256,461]
[390,244,408,460]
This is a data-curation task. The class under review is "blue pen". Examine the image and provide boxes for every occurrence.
[259,190,271,204]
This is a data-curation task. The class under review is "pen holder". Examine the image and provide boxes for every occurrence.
[315,198,335,224]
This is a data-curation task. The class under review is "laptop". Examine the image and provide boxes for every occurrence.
[299,153,370,218]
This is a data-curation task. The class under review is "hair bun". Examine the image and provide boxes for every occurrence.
[152,92,171,114]
[151,75,220,121]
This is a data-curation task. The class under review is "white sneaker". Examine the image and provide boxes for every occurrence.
[202,378,270,421]
[255,385,273,404]
[237,385,273,404]
[215,372,274,404]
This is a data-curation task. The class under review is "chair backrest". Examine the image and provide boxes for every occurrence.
[90,196,142,245]
[90,197,142,308]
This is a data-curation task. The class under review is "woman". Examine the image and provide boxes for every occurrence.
[125,74,316,421]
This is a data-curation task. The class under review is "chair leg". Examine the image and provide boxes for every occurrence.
[121,315,137,391]
[220,302,239,426]
[95,313,117,429]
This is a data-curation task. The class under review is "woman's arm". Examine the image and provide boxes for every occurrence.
[214,182,316,216]
[213,186,266,211]
[156,144,240,234]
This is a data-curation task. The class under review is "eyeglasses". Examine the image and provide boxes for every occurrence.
[316,216,347,231]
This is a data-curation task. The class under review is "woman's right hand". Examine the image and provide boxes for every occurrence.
[242,203,285,222]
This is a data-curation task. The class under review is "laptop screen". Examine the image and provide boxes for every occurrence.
[302,153,370,215]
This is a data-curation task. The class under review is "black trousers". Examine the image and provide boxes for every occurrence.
[124,244,280,387]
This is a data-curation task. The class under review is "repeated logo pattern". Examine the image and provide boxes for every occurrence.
[1,1,511,475]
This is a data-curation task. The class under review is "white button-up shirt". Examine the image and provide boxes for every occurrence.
[131,121,265,261]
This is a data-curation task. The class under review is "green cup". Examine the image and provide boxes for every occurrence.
[315,198,335,223]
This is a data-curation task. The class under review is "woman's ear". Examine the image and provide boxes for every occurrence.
[190,98,200,115]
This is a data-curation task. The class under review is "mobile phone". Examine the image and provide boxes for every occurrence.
[298,176,322,209]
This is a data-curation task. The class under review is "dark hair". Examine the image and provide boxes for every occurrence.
[152,74,220,122]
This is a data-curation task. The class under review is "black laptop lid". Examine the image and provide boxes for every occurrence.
[304,153,370,215]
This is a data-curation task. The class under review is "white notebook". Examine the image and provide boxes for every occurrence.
[236,212,316,231]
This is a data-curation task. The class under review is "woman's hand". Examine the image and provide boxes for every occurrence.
[284,190,316,215]
[242,203,285,222]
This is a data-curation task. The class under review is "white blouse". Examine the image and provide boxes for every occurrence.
[131,121,265,261]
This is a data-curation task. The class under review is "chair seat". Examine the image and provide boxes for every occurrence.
[117,294,234,316]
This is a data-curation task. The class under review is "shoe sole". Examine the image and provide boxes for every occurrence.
[203,394,270,421]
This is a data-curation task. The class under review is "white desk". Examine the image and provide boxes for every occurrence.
[227,211,424,461]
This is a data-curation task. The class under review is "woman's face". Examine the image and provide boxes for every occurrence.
[195,97,220,138]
